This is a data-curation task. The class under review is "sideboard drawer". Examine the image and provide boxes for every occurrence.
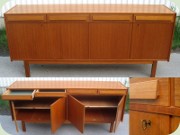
[2,89,36,100]
[35,89,66,97]
[47,14,89,21]
[130,111,170,135]
[67,89,98,95]
[135,15,174,22]
[92,14,133,21]
[6,15,46,22]
[175,78,180,107]
[130,78,170,106]
[99,89,126,95]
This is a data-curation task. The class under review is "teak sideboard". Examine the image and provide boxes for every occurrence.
[4,4,176,77]
[129,78,180,135]
[1,81,127,133]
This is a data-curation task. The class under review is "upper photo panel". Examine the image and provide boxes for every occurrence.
[0,0,180,77]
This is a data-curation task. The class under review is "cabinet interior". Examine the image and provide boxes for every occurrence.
[16,109,50,122]
[14,98,59,109]
[74,96,121,108]
[14,98,61,123]
[8,89,34,95]
[85,108,117,123]
[76,96,122,123]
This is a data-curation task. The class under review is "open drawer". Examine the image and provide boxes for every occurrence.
[68,95,126,133]
[35,89,66,97]
[2,89,36,100]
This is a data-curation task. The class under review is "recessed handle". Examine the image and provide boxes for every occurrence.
[47,14,90,21]
[135,15,174,22]
[141,120,151,130]
[92,15,133,21]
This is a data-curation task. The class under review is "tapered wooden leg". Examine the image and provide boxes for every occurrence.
[24,61,30,77]
[110,122,115,133]
[21,121,26,132]
[11,101,19,132]
[151,61,157,77]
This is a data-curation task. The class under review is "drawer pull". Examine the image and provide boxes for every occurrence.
[142,120,151,130]
[92,15,132,21]
[135,15,174,22]
[6,15,46,22]
[48,15,89,21]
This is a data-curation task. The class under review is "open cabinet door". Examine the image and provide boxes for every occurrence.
[68,95,85,133]
[114,96,126,132]
[50,98,66,133]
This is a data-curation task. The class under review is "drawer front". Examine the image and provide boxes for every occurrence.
[171,116,180,133]
[130,111,170,135]
[2,89,36,100]
[6,14,46,22]
[92,14,133,21]
[99,89,126,95]
[175,78,180,107]
[35,90,67,97]
[135,15,174,22]
[47,14,89,21]
[67,89,98,95]
[130,78,170,106]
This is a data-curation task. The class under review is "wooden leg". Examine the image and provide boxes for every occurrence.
[110,122,115,133]
[24,61,30,77]
[11,101,19,132]
[151,61,157,77]
[21,121,26,132]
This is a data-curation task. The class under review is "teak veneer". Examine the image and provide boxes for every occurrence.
[129,78,180,135]
[2,81,127,133]
[4,4,176,77]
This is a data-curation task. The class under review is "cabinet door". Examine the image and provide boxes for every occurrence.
[47,22,89,59]
[6,23,52,60]
[68,95,85,133]
[174,78,180,107]
[90,22,132,59]
[130,111,170,135]
[114,96,126,131]
[50,98,66,133]
[131,22,174,60]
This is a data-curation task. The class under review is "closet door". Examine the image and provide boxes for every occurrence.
[68,95,85,133]
[50,98,66,133]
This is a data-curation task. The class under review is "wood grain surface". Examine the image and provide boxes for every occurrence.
[8,81,127,90]
[6,4,174,14]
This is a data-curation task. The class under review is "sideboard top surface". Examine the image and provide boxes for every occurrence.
[8,81,127,90]
[5,4,174,14]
